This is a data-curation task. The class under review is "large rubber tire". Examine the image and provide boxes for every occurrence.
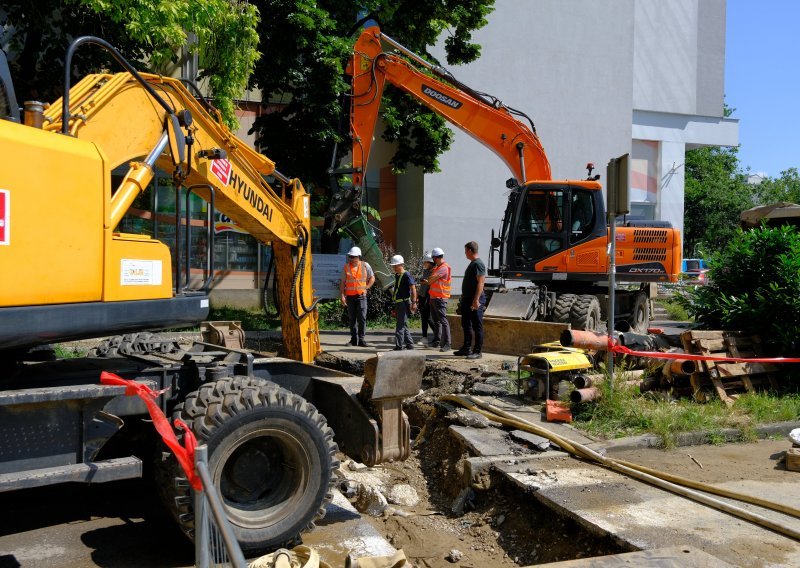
[569,294,602,332]
[551,293,577,323]
[157,376,339,556]
[630,292,650,334]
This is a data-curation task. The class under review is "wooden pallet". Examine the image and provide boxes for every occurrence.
[680,330,780,405]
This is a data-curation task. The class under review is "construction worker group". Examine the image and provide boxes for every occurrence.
[340,242,485,359]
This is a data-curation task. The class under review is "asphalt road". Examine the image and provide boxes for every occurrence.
[0,478,194,568]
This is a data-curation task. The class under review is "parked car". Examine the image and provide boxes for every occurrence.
[681,258,710,285]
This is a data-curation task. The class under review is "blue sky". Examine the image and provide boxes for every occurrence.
[725,1,800,178]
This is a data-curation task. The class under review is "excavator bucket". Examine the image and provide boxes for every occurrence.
[358,350,425,464]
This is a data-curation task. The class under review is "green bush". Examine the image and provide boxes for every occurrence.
[678,225,800,355]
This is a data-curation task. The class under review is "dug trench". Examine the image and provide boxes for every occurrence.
[316,353,628,567]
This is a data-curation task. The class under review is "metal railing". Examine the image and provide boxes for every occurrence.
[194,445,247,568]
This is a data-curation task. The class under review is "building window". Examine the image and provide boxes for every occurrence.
[630,140,658,220]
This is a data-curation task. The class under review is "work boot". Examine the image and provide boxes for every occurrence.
[358,340,371,348]
[428,340,440,348]
[347,338,358,346]
[439,344,451,352]
[404,344,415,350]
[466,352,483,360]
[453,347,471,356]
[392,346,403,351]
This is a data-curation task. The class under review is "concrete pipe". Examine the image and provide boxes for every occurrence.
[560,329,617,350]
[570,387,600,403]
[572,374,604,389]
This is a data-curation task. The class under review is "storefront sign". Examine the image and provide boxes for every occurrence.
[214,213,248,234]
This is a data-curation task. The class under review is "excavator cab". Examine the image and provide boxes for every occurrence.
[499,181,606,279]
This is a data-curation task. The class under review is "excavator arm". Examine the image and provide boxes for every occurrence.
[38,54,319,361]
[327,26,552,238]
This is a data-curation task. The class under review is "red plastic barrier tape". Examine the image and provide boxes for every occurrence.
[100,371,202,490]
[609,342,800,364]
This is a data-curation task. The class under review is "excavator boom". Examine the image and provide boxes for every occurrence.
[1,44,319,361]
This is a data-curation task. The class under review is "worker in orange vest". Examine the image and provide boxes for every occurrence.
[339,246,376,347]
[421,247,451,352]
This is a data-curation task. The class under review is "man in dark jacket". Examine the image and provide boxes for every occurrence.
[454,241,486,359]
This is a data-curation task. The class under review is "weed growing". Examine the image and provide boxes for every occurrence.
[572,369,800,447]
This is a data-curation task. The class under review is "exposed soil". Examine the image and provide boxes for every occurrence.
[328,355,627,567]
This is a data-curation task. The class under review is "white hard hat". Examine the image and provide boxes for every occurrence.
[347,246,362,257]
[422,253,433,263]
[431,247,445,257]
[389,254,405,266]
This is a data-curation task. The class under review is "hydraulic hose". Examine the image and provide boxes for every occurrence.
[440,394,800,542]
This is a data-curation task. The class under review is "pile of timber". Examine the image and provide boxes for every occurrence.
[678,330,781,405]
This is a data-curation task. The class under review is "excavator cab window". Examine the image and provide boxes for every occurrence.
[569,188,595,243]
[512,187,565,264]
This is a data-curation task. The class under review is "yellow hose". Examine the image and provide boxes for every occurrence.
[441,394,800,542]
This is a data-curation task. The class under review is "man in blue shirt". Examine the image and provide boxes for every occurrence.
[389,255,417,350]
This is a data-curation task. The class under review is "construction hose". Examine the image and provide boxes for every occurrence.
[440,394,800,542]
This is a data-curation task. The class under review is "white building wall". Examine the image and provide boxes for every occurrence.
[383,0,736,283]
[422,0,635,288]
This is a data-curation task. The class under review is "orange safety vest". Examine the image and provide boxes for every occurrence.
[429,262,451,299]
[343,261,368,296]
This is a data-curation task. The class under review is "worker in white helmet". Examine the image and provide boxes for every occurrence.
[340,246,375,347]
[417,253,434,344]
[389,254,417,350]
[421,247,451,351]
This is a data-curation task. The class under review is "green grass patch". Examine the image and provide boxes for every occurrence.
[54,344,87,358]
[207,307,280,331]
[572,371,800,447]
[659,299,690,321]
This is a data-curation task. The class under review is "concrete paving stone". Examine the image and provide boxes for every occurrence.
[504,464,800,567]
[449,425,523,457]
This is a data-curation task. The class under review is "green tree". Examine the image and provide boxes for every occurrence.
[681,225,800,356]
[1,0,259,127]
[754,167,800,204]
[683,145,756,256]
[249,0,496,189]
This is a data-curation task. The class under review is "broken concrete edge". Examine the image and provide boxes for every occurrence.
[590,420,800,454]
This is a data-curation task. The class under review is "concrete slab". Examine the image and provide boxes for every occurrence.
[532,545,733,567]
[447,315,567,356]
[504,464,800,567]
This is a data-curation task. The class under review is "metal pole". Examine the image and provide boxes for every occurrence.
[606,160,617,381]
[194,446,210,568]
[195,446,247,568]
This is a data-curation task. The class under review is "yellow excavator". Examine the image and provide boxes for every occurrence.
[0,38,422,555]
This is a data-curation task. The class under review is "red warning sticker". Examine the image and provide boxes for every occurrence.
[0,190,9,245]
[210,158,232,186]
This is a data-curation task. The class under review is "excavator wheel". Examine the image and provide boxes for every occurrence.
[156,375,339,556]
[551,293,577,323]
[569,294,602,332]
[630,292,650,334]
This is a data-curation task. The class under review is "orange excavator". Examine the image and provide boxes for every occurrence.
[328,26,681,332]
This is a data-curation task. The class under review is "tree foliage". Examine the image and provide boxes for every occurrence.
[754,168,800,205]
[683,145,756,256]
[249,0,496,188]
[1,0,259,127]
[680,225,800,356]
